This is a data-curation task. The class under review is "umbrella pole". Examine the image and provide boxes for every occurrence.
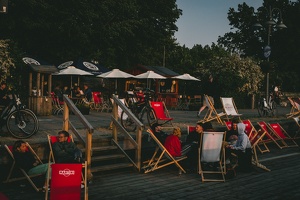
[115,79,117,95]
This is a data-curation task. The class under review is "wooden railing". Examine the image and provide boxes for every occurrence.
[111,94,144,171]
[62,94,94,180]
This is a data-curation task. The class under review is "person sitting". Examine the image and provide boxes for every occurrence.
[83,84,92,102]
[52,130,83,163]
[164,127,191,157]
[13,140,50,190]
[150,122,168,145]
[226,123,253,172]
[226,118,239,144]
[53,84,63,102]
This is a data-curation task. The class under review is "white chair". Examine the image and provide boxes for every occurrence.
[220,97,242,121]
[198,131,226,182]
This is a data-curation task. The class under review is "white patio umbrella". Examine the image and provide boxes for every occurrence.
[173,73,200,96]
[173,73,200,81]
[53,66,93,88]
[135,70,166,89]
[97,69,134,92]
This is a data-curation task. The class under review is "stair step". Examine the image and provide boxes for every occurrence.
[92,154,125,162]
[91,163,134,173]
[81,145,118,153]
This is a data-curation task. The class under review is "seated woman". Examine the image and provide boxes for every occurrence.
[164,127,191,157]
[13,140,50,190]
[226,123,253,172]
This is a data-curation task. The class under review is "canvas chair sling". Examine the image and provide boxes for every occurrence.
[198,95,225,124]
[220,97,242,122]
[150,101,173,126]
[257,121,287,149]
[45,161,87,200]
[243,120,270,154]
[268,123,298,147]
[142,129,186,174]
[3,143,44,192]
[198,131,226,182]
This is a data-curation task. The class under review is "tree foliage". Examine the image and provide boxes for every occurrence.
[0,0,181,69]
[218,0,300,92]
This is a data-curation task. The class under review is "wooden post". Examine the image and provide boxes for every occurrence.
[41,75,44,96]
[112,99,118,142]
[37,72,40,95]
[62,102,69,131]
[48,74,52,95]
[29,72,32,96]
[136,127,142,171]
[86,129,93,181]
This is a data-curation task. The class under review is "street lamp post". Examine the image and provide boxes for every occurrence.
[254,6,287,102]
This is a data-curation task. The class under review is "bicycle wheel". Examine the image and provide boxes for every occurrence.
[257,98,265,117]
[270,101,278,117]
[120,110,137,132]
[6,109,39,139]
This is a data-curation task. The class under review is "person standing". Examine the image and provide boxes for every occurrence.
[83,84,92,102]
[197,74,217,117]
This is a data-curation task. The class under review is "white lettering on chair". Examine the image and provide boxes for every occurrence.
[59,169,75,177]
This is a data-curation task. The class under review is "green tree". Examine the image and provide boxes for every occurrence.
[218,0,300,92]
[0,0,181,69]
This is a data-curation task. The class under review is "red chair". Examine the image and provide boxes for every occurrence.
[150,101,173,126]
[48,134,73,163]
[257,121,288,149]
[91,92,102,111]
[187,126,195,135]
[268,123,298,147]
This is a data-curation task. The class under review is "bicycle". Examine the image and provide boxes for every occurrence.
[257,93,278,117]
[120,89,156,132]
[0,93,39,139]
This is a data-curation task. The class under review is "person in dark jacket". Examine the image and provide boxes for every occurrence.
[52,130,82,163]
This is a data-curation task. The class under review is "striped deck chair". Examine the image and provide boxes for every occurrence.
[198,131,226,182]
[220,97,242,122]
[142,129,187,174]
[267,123,298,147]
[257,121,288,149]
[198,95,225,125]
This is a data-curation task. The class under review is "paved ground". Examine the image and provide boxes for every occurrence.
[1,106,300,199]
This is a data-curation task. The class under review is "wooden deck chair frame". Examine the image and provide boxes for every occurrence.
[45,161,88,200]
[286,97,300,118]
[3,143,44,192]
[249,131,271,171]
[198,95,225,125]
[47,134,74,163]
[142,129,187,174]
[267,123,298,147]
[150,101,173,127]
[293,117,300,139]
[242,120,270,154]
[198,131,226,182]
[220,97,242,122]
[257,121,288,149]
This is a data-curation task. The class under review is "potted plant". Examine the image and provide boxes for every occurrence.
[75,103,90,115]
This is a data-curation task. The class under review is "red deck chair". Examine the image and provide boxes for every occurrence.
[257,121,287,149]
[243,120,270,154]
[286,97,300,118]
[45,162,87,200]
[50,92,64,115]
[3,143,44,192]
[187,126,195,135]
[150,101,173,126]
[267,123,298,147]
[47,134,73,163]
